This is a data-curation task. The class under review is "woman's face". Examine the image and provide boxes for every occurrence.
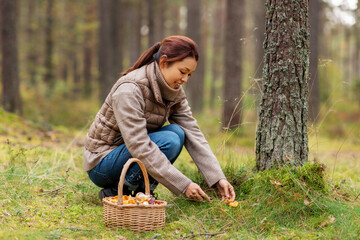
[159,56,197,89]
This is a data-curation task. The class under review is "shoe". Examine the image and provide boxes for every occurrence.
[98,187,118,201]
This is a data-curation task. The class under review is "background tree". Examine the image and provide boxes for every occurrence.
[98,0,124,102]
[354,0,360,107]
[127,0,142,66]
[255,0,310,171]
[44,0,55,88]
[210,0,225,108]
[1,0,22,114]
[252,0,265,112]
[222,0,244,130]
[186,0,205,113]
[309,0,320,122]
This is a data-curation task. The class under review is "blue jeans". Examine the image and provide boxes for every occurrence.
[88,124,185,192]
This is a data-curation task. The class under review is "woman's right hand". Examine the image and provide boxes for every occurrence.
[185,182,211,202]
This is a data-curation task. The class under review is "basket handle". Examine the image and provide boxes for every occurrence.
[118,158,150,205]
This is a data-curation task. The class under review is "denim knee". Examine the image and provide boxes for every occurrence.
[164,124,185,146]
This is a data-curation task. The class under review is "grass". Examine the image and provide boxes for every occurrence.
[1,104,360,240]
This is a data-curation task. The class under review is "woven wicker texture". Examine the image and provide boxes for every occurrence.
[102,158,167,232]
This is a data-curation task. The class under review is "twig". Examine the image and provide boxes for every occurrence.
[196,219,209,233]
[355,192,360,201]
[181,231,225,239]
[55,227,94,232]
[37,185,66,196]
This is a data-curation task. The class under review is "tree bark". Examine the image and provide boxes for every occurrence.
[186,0,205,113]
[128,0,141,65]
[308,0,320,122]
[255,0,310,171]
[1,0,22,114]
[98,0,112,102]
[210,0,225,108]
[147,0,155,46]
[44,0,55,88]
[222,0,244,129]
[98,0,124,102]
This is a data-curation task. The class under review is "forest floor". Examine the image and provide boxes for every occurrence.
[1,108,360,239]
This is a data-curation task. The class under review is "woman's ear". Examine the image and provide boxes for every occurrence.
[159,55,168,69]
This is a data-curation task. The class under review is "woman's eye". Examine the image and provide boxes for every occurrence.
[180,71,185,74]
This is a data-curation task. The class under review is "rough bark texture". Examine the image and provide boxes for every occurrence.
[222,0,244,129]
[186,0,205,113]
[255,0,310,171]
[1,0,22,114]
[308,0,320,122]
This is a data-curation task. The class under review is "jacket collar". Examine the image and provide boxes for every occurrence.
[146,61,184,104]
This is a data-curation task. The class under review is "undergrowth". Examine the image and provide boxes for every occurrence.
[1,107,360,239]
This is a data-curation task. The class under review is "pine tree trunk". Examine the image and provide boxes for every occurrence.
[98,0,113,102]
[44,0,54,88]
[210,0,225,108]
[1,0,22,114]
[129,0,141,65]
[309,0,320,122]
[186,0,205,113]
[255,0,310,171]
[147,0,155,46]
[222,0,244,129]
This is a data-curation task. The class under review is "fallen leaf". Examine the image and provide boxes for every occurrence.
[270,180,282,188]
[294,193,301,198]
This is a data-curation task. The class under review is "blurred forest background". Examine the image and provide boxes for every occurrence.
[1,0,360,136]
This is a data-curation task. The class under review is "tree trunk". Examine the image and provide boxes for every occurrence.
[308,0,320,122]
[355,1,360,80]
[186,0,205,113]
[83,2,95,98]
[147,0,155,46]
[210,0,225,108]
[98,0,124,102]
[25,0,38,86]
[44,0,55,88]
[253,0,266,112]
[1,0,22,114]
[98,0,112,102]
[255,0,310,171]
[253,0,265,81]
[129,0,141,65]
[222,0,244,129]
[110,0,123,78]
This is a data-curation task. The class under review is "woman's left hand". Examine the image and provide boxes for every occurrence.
[216,179,235,201]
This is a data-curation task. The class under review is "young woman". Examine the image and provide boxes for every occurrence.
[84,36,235,202]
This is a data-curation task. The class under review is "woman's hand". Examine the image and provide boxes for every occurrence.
[216,179,235,201]
[185,182,211,202]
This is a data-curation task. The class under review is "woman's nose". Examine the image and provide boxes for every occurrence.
[182,76,189,82]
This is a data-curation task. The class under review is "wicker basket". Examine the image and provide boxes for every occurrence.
[102,158,167,232]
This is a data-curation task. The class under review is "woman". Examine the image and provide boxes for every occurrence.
[84,36,235,202]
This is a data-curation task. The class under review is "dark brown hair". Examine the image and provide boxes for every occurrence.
[121,35,199,76]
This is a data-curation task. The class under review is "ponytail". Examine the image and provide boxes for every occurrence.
[120,36,199,77]
[121,42,161,77]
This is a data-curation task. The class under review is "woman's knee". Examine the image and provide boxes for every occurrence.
[163,124,185,145]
